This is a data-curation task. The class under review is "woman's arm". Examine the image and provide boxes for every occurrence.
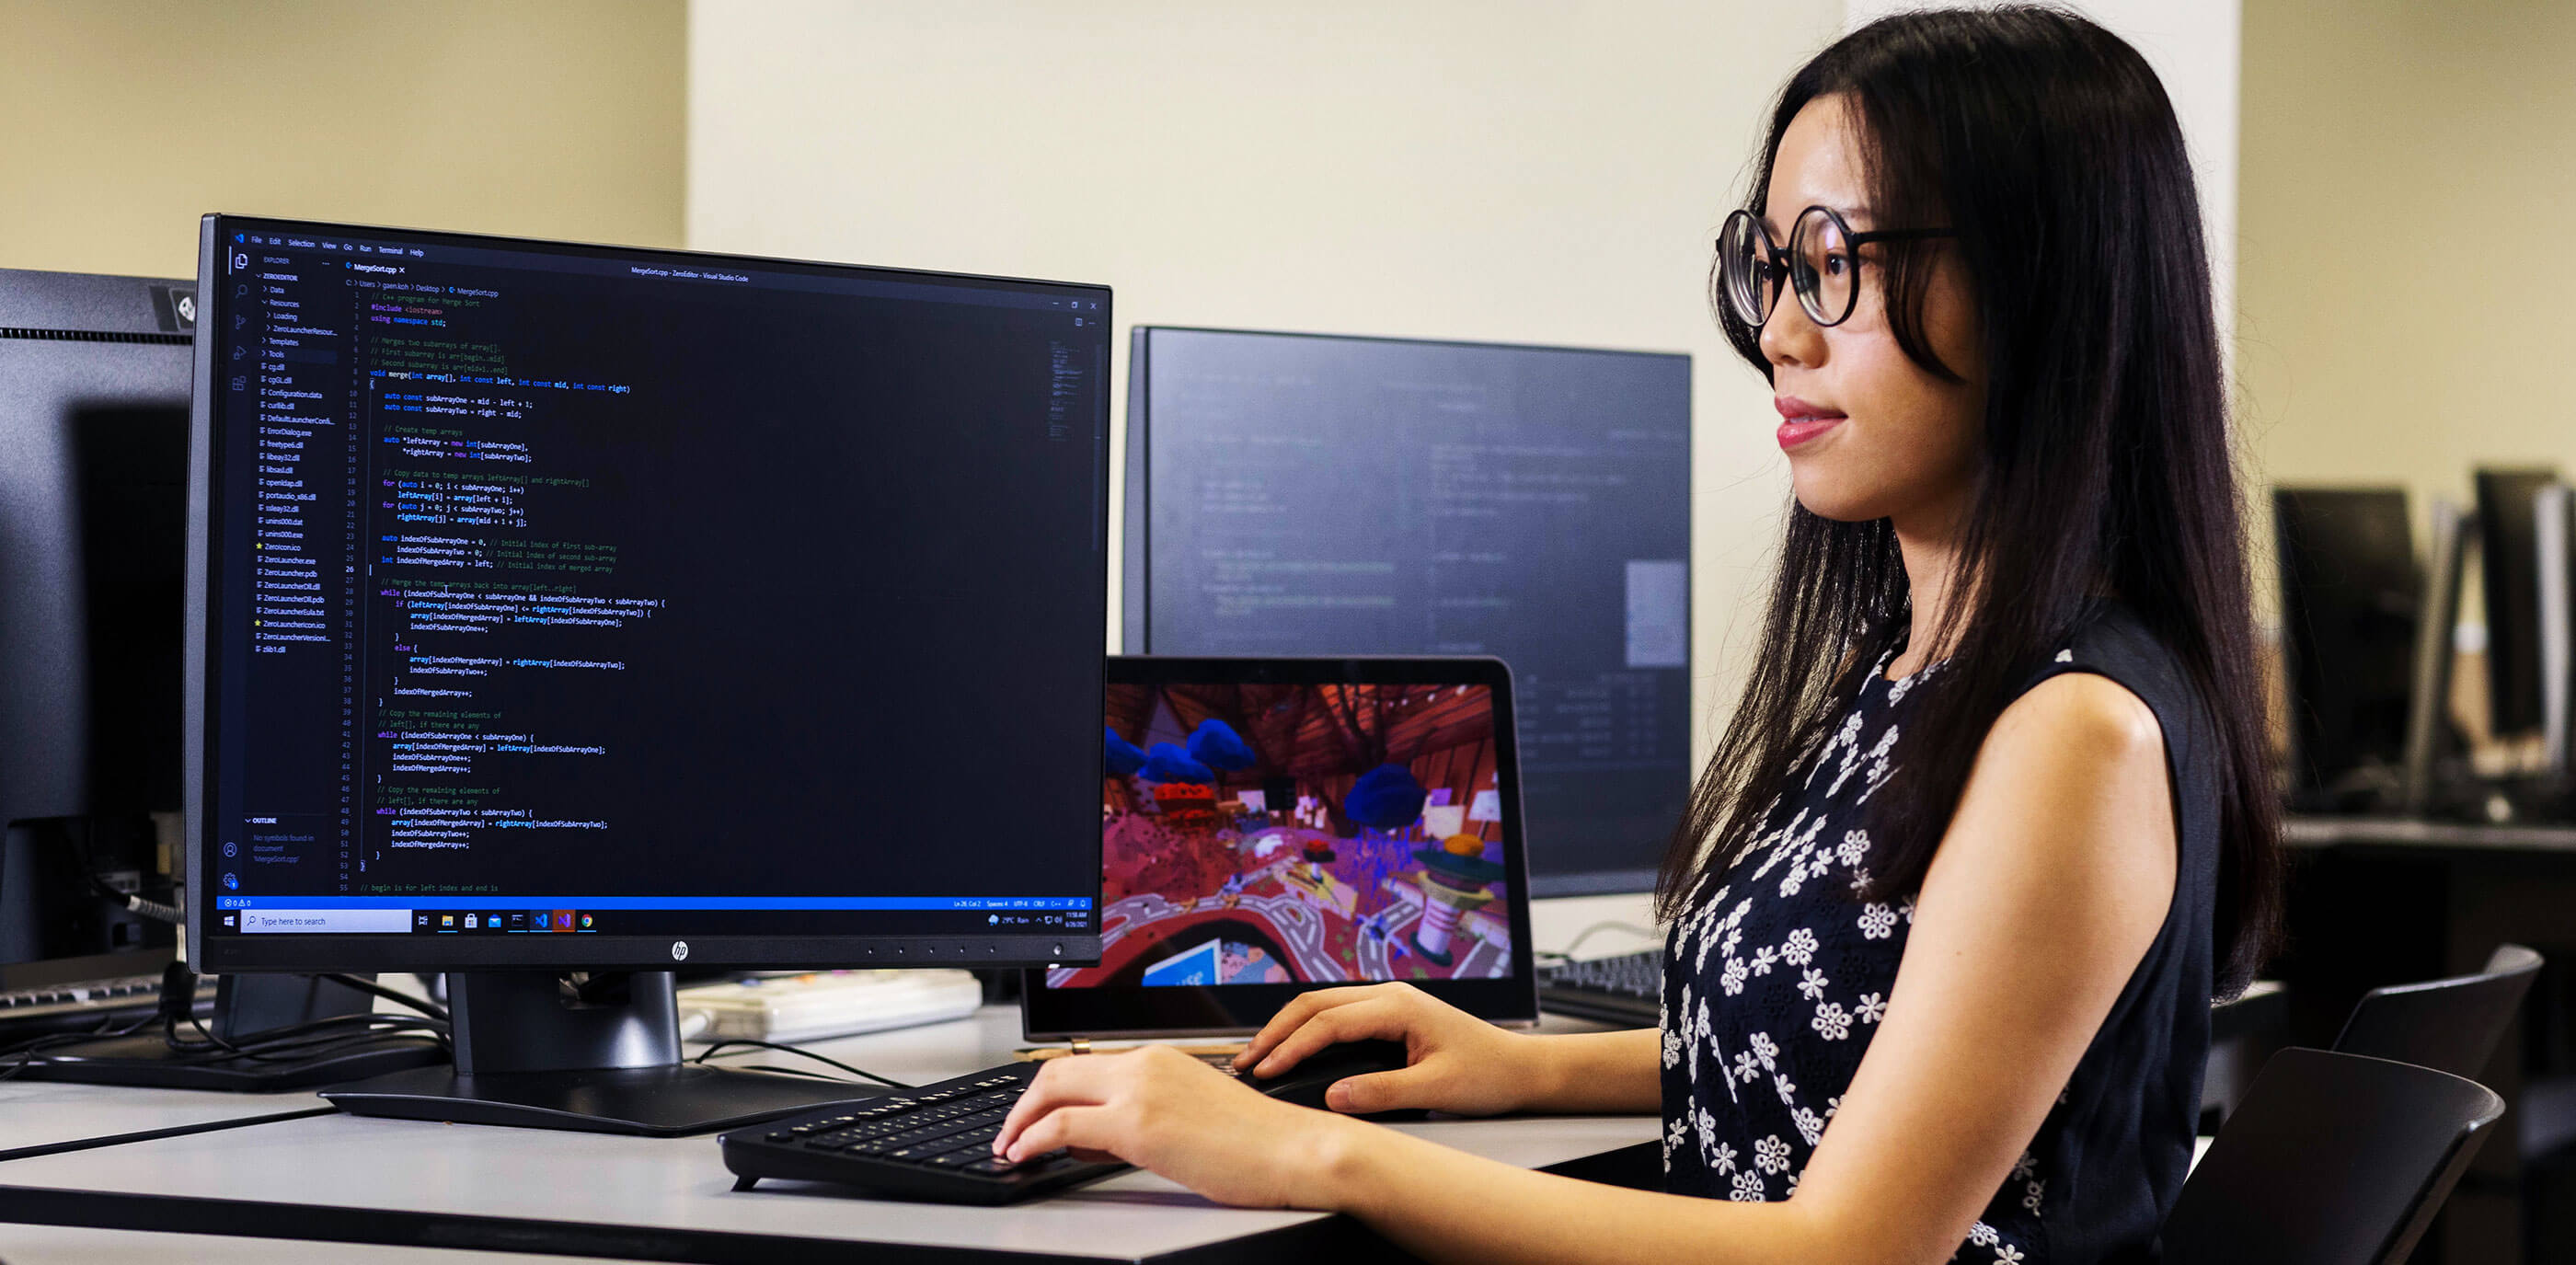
[999,673,2178,1265]
[1521,1028,1664,1114]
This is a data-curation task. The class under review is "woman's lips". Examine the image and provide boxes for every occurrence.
[1776,415,1845,450]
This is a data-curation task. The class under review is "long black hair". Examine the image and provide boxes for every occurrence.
[1655,6,2283,993]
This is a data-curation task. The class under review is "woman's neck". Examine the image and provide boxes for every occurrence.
[1887,503,1969,681]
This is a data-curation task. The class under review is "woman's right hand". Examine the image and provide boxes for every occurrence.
[1234,982,1555,1117]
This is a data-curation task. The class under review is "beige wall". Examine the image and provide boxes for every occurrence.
[687,0,1850,779]
[2239,0,2576,547]
[0,0,686,281]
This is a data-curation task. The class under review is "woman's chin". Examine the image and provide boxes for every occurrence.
[1788,478,1887,524]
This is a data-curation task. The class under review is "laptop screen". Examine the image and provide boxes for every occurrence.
[1019,664,1546,1041]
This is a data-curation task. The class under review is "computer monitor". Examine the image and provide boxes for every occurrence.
[2272,488,2420,810]
[1122,328,1691,894]
[2478,467,2561,743]
[0,267,195,971]
[189,217,1112,1133]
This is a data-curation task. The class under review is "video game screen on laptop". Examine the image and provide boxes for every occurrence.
[1022,657,1537,1040]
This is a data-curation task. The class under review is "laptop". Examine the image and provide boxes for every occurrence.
[1020,655,1539,1050]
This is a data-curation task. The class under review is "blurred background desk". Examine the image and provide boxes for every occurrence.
[2278,816,2576,1263]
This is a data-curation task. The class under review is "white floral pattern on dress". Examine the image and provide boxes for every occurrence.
[1661,643,2068,1265]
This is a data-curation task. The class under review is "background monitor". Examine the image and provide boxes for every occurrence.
[0,267,196,970]
[1122,328,1691,894]
[2477,466,2561,742]
[191,217,1112,1131]
[2272,487,2420,810]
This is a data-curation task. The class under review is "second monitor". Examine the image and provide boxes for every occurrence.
[1123,328,1692,894]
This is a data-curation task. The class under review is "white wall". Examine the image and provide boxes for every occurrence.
[0,1,684,280]
[686,2,2245,940]
[1844,0,2241,350]
[688,0,1848,796]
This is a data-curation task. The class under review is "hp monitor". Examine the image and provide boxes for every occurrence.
[1123,328,1691,894]
[190,217,1111,1132]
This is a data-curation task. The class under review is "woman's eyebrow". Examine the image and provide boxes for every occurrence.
[1763,202,1877,237]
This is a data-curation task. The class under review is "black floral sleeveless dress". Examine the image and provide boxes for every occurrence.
[1659,604,2220,1264]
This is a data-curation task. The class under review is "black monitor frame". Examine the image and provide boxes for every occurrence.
[185,216,1114,978]
[2476,466,2561,742]
[2272,487,2420,809]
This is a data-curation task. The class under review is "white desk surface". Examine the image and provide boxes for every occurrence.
[0,1223,638,1265]
[0,1079,328,1161]
[0,1006,1657,1263]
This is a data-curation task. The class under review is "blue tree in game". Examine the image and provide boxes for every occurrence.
[1184,719,1257,774]
[1105,727,1146,778]
[1340,764,1427,917]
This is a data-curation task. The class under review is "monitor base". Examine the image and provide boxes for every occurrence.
[317,970,890,1135]
[322,1062,884,1136]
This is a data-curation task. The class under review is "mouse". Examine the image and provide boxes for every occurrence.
[1242,1038,1426,1120]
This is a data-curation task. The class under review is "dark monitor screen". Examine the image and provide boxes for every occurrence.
[0,267,197,967]
[190,217,1112,972]
[2272,487,2419,805]
[2477,466,2559,741]
[1122,328,1691,894]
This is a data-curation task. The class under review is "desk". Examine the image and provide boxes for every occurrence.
[0,1006,1657,1263]
[0,1224,639,1264]
[0,1080,330,1163]
[2278,814,2576,1265]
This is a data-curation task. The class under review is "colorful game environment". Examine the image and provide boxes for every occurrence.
[1046,682,1514,991]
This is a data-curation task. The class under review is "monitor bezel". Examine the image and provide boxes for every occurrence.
[1021,654,1539,1041]
[186,213,1112,973]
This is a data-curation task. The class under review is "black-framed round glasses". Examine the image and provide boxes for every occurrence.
[1719,205,1954,328]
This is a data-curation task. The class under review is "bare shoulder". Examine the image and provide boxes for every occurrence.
[1990,671,2164,760]
[1938,669,2175,895]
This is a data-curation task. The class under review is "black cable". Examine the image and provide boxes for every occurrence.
[690,1039,911,1088]
[0,1014,165,1082]
[171,1011,449,1064]
[57,820,182,926]
[318,972,451,1023]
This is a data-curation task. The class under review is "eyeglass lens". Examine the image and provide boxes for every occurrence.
[1721,207,1866,328]
[1789,207,1856,327]
[1719,212,1777,327]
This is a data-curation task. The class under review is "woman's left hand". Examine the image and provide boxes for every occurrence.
[990,1044,1365,1209]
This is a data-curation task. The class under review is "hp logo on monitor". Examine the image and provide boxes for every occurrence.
[671,941,689,962]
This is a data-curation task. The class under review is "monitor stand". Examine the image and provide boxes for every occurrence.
[323,971,888,1136]
[20,972,448,1091]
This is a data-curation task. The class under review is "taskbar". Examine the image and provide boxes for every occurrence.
[203,899,1091,939]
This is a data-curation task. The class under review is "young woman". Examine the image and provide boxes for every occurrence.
[993,9,2283,1262]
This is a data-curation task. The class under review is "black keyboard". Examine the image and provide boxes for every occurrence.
[720,1039,1410,1203]
[1535,949,1662,1027]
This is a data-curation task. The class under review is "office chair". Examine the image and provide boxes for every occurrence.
[2331,943,2542,1079]
[2161,1048,2504,1265]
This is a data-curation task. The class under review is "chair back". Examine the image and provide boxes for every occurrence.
[2162,1047,2503,1265]
[2333,943,2542,1078]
